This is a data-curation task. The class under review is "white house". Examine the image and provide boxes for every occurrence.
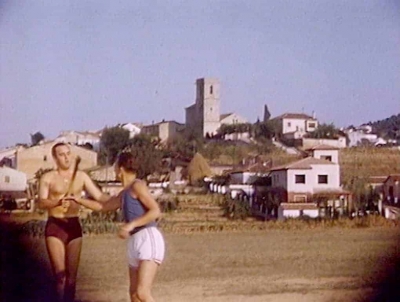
[343,125,390,147]
[141,120,185,143]
[120,122,143,138]
[269,146,350,219]
[305,144,340,163]
[0,146,25,168]
[270,156,341,203]
[272,113,318,137]
[55,130,101,151]
[0,167,27,191]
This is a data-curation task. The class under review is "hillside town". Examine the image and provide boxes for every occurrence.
[1,78,400,221]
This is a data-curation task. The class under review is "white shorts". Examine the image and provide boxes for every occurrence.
[127,227,165,268]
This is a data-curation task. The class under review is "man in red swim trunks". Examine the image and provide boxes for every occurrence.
[39,142,110,302]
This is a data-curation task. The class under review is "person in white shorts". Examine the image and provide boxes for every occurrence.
[76,151,165,302]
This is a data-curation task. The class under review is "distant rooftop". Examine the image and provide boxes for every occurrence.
[270,156,335,171]
[273,113,316,120]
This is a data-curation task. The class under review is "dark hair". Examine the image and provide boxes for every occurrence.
[51,142,69,157]
[116,152,137,173]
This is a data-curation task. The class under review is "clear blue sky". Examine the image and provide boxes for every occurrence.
[0,0,399,148]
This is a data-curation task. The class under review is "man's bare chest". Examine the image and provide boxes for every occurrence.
[49,176,85,196]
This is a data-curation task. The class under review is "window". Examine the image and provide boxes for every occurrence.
[4,176,10,183]
[210,85,213,94]
[295,174,306,184]
[287,122,291,127]
[318,175,328,184]
[43,155,47,161]
[321,155,332,162]
[308,122,316,128]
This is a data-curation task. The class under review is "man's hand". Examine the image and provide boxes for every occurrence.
[60,196,77,210]
[118,224,132,239]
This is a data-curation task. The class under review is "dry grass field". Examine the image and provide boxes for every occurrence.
[340,147,400,184]
[2,226,400,302]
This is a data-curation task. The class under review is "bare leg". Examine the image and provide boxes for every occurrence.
[133,260,159,302]
[65,237,83,302]
[129,267,139,302]
[46,237,66,302]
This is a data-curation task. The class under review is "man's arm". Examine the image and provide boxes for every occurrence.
[75,194,121,212]
[121,181,161,233]
[82,172,111,202]
[38,173,61,209]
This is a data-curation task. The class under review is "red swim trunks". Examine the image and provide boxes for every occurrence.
[45,216,82,244]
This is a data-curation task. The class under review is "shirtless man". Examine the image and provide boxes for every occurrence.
[39,142,110,302]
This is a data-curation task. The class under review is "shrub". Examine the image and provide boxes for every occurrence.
[223,195,251,220]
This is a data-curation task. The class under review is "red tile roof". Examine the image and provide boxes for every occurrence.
[385,175,400,183]
[220,113,234,121]
[368,176,388,184]
[273,113,316,120]
[270,157,335,171]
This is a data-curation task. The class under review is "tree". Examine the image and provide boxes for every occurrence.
[345,176,370,214]
[99,126,130,165]
[308,123,340,139]
[263,104,271,122]
[127,134,163,179]
[165,133,200,159]
[253,120,279,140]
[217,123,252,137]
[30,132,45,146]
[367,113,400,140]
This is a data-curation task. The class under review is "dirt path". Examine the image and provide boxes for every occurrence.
[78,277,375,302]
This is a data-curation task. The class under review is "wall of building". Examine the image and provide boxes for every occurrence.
[312,149,339,164]
[141,124,159,138]
[383,178,400,202]
[270,170,288,189]
[287,165,340,193]
[281,118,307,134]
[121,124,141,138]
[16,143,98,180]
[0,167,27,191]
[302,138,346,149]
[346,131,378,147]
[305,120,318,132]
[56,132,101,151]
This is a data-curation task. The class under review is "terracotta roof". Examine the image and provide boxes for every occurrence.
[368,176,388,184]
[280,202,318,210]
[220,113,233,121]
[143,120,184,127]
[385,174,400,183]
[306,144,340,151]
[272,113,316,121]
[270,157,335,171]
